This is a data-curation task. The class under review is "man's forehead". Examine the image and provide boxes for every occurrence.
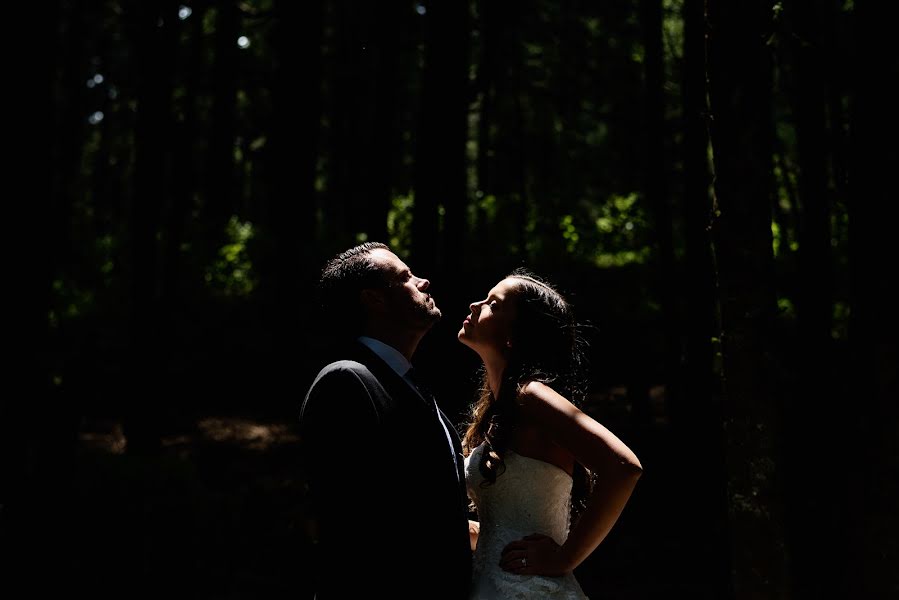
[369,248,407,273]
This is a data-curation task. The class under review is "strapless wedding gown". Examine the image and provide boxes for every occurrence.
[465,442,589,599]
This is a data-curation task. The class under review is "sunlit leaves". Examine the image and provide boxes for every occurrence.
[587,192,651,267]
[205,216,257,297]
[387,194,414,257]
[560,214,579,253]
[49,278,97,327]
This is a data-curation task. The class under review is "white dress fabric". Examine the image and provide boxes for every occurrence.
[465,442,589,599]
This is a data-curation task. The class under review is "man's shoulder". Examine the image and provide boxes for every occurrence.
[301,360,378,419]
[319,359,368,374]
[318,358,371,377]
[311,359,377,387]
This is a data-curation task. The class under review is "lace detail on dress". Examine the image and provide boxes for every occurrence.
[465,443,589,600]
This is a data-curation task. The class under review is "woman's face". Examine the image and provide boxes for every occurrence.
[458,278,519,356]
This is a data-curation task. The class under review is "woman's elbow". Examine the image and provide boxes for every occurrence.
[623,457,643,479]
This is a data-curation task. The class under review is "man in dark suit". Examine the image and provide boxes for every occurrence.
[299,242,473,598]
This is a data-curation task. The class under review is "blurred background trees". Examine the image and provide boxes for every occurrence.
[4,0,896,598]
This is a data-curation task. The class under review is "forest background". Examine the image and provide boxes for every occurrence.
[3,1,897,598]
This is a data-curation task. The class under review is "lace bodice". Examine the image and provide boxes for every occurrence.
[465,442,588,599]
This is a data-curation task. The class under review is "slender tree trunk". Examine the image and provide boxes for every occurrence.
[784,2,843,597]
[707,0,791,596]
[165,3,204,302]
[846,2,899,596]
[638,0,677,430]
[363,3,403,244]
[205,0,240,254]
[412,0,470,273]
[264,0,324,392]
[157,2,206,425]
[5,0,72,594]
[474,0,495,258]
[124,0,178,455]
[487,0,527,264]
[672,0,733,596]
[558,0,580,257]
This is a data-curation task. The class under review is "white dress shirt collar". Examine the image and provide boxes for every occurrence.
[358,336,413,378]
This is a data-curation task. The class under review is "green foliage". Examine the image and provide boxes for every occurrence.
[479,193,498,221]
[587,192,652,267]
[49,278,96,328]
[832,301,850,340]
[770,220,798,259]
[205,216,257,298]
[777,296,796,318]
[560,214,579,254]
[771,221,782,257]
[387,194,414,257]
[663,0,685,57]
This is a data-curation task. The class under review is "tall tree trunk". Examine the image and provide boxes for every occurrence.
[160,1,206,425]
[474,0,495,258]
[124,0,178,455]
[672,0,733,596]
[485,0,527,264]
[412,0,470,273]
[205,0,240,255]
[784,1,842,597]
[637,0,677,431]
[363,2,403,244]
[265,0,324,393]
[846,2,899,596]
[707,0,791,596]
[165,3,204,301]
[557,0,580,258]
[5,0,74,594]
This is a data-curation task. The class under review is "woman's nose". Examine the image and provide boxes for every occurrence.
[469,300,479,312]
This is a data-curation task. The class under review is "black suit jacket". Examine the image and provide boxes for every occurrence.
[299,342,472,599]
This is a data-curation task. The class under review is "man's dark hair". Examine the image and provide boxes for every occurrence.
[318,242,391,338]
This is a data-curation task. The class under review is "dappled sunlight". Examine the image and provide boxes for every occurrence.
[77,417,300,454]
[79,420,127,454]
[387,194,414,256]
[205,216,257,297]
[197,417,299,451]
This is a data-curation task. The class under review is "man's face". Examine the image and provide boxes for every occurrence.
[367,249,442,330]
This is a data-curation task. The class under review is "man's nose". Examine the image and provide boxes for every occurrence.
[416,277,430,291]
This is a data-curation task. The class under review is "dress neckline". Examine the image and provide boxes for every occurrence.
[504,447,574,481]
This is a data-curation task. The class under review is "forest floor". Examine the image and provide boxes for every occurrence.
[59,395,724,599]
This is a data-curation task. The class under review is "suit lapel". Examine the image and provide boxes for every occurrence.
[437,406,467,485]
[350,342,435,413]
[352,342,466,485]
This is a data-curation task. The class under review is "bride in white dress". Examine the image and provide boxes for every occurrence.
[457,269,644,600]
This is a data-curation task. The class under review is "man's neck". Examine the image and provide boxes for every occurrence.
[360,329,422,362]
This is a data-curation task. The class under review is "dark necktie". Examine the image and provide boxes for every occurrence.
[407,367,461,482]
[406,367,437,411]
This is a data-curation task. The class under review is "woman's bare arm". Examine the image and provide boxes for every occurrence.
[505,381,643,574]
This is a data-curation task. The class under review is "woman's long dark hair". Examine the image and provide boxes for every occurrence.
[462,268,594,524]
